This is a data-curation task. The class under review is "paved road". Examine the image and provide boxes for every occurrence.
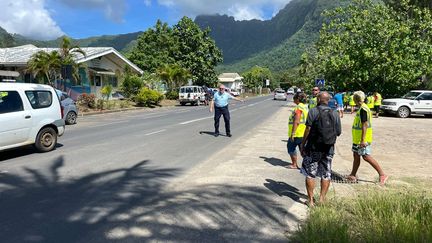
[0,95,294,242]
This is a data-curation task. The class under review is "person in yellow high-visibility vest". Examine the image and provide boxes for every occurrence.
[287,93,308,169]
[349,93,356,114]
[374,91,382,118]
[308,86,320,109]
[367,94,375,115]
[346,91,388,185]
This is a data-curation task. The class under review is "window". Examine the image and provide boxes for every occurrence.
[25,91,52,109]
[418,93,432,101]
[0,91,24,114]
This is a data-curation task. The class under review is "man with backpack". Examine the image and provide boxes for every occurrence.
[300,92,342,207]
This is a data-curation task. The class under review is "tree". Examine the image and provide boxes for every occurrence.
[157,64,191,91]
[128,18,222,87]
[172,17,223,85]
[27,50,61,86]
[127,20,176,74]
[58,37,86,83]
[242,66,273,92]
[310,0,432,96]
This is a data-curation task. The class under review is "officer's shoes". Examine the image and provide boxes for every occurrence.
[227,133,232,137]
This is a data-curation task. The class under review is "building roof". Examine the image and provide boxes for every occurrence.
[218,73,243,82]
[0,44,143,74]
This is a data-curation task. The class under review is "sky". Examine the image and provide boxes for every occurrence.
[0,0,292,40]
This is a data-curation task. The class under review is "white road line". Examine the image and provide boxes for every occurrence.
[145,129,167,136]
[180,116,212,125]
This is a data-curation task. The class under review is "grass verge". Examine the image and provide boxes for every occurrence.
[289,187,432,242]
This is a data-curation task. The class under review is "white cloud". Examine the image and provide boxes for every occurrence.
[157,0,292,20]
[0,0,64,40]
[58,0,127,23]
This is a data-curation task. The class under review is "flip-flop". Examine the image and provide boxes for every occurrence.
[379,175,389,186]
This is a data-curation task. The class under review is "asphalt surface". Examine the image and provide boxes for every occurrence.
[0,95,306,242]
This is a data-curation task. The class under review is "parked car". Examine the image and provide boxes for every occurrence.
[178,85,206,106]
[56,90,78,125]
[111,91,125,100]
[0,83,65,152]
[381,90,432,118]
[274,89,287,101]
[287,88,295,95]
[230,89,240,96]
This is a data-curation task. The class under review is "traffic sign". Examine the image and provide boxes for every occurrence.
[315,79,325,86]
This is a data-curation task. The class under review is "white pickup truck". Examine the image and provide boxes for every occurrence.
[381,90,432,118]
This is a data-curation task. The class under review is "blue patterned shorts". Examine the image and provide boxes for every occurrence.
[301,148,334,180]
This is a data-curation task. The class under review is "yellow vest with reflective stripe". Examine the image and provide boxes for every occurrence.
[352,104,373,144]
[309,97,317,109]
[349,95,356,106]
[374,93,382,106]
[367,96,375,109]
[289,103,308,138]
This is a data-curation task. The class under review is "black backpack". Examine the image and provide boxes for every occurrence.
[312,107,337,145]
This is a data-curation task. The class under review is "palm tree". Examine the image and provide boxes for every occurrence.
[59,37,86,83]
[27,50,61,86]
[157,64,191,91]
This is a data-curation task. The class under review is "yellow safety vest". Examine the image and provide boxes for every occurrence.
[349,95,356,106]
[352,103,373,144]
[309,97,317,109]
[367,96,375,109]
[289,103,308,138]
[374,93,382,106]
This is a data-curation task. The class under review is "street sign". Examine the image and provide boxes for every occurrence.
[266,79,270,86]
[315,79,325,86]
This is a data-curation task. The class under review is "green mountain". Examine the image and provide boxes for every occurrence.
[4,31,142,53]
[196,0,351,73]
[0,27,16,47]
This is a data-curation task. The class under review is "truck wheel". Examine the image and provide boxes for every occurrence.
[34,127,57,152]
[397,106,410,118]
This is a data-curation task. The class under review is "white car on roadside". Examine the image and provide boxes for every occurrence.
[381,90,432,118]
[0,83,65,152]
[273,89,287,101]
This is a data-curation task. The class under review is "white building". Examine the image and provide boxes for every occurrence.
[0,44,143,99]
[218,73,243,91]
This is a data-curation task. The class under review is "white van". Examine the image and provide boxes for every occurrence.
[0,83,65,152]
[178,85,206,106]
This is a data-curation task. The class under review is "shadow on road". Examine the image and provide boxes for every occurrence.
[0,156,294,242]
[264,179,307,203]
[260,156,291,168]
[0,143,64,162]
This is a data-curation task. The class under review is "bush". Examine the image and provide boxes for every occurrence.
[135,88,163,107]
[101,85,113,100]
[77,93,96,108]
[165,90,178,100]
[121,74,143,98]
[96,99,104,110]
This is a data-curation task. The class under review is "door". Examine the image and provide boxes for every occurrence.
[0,91,32,147]
[414,92,432,114]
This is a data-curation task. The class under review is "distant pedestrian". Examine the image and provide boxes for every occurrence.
[346,91,388,185]
[374,91,382,118]
[367,93,375,114]
[334,91,344,118]
[210,84,244,137]
[300,92,342,207]
[308,87,320,109]
[287,92,308,169]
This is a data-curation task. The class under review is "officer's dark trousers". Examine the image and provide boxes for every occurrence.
[214,106,230,134]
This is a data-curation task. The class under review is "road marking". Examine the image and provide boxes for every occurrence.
[145,129,167,136]
[180,116,212,125]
